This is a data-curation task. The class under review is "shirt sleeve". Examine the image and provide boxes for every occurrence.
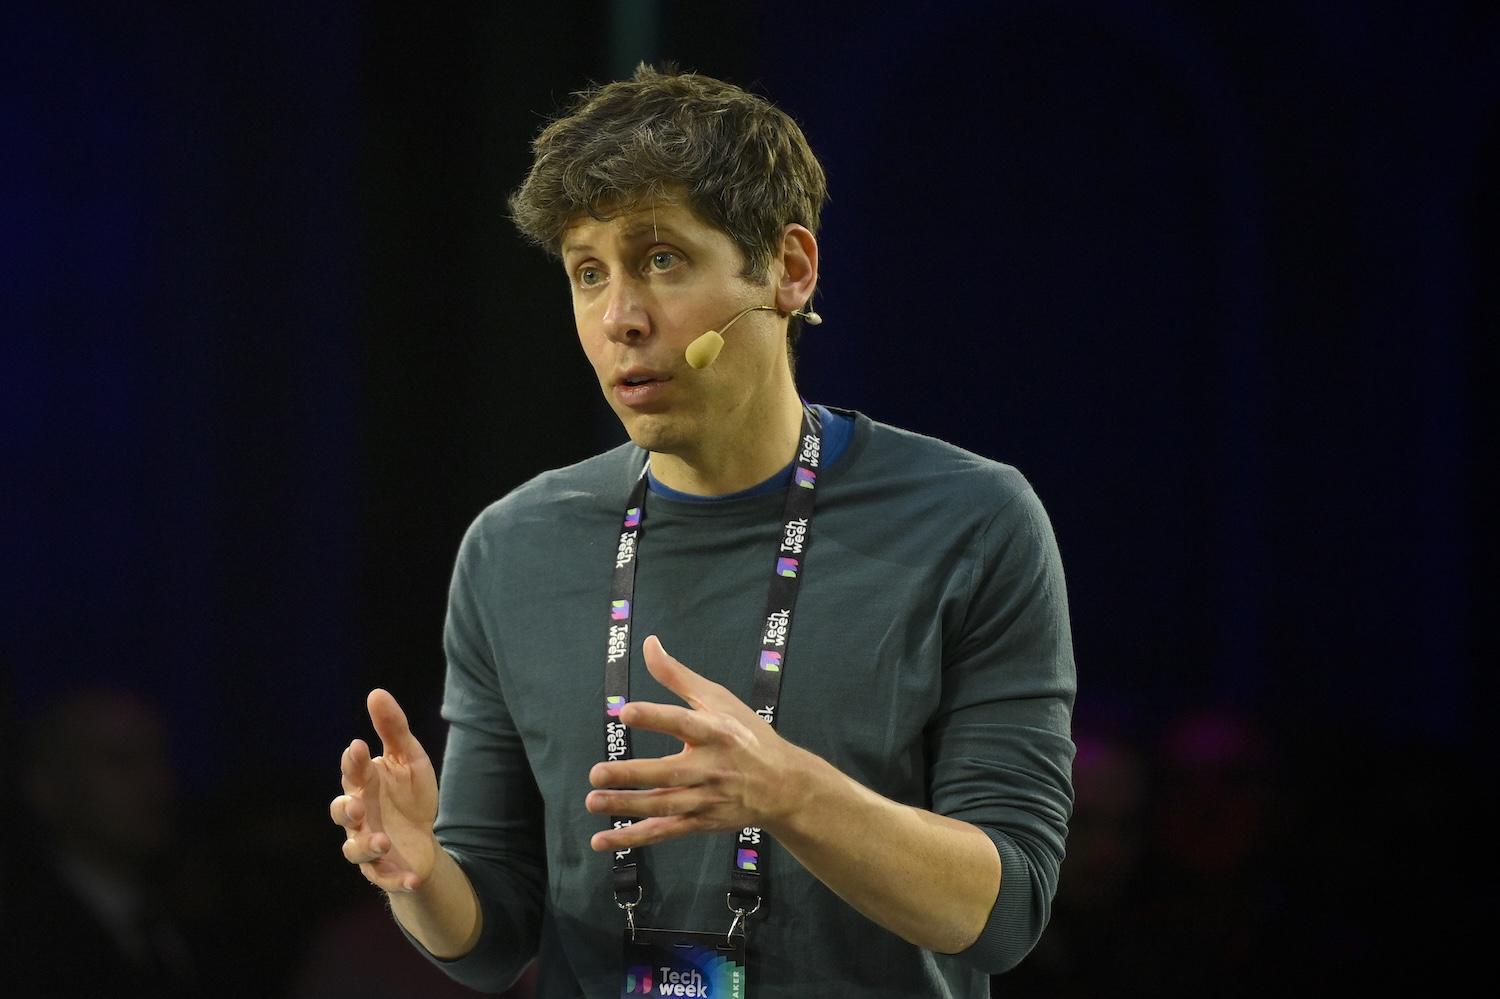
[929,482,1076,974]
[396,512,548,994]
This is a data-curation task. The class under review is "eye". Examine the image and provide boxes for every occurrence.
[577,265,602,287]
[649,251,678,271]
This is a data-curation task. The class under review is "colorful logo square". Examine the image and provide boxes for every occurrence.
[736,848,759,870]
[795,467,816,488]
[623,507,641,528]
[606,695,626,717]
[758,650,782,671]
[776,557,799,577]
[625,966,653,993]
[611,599,631,620]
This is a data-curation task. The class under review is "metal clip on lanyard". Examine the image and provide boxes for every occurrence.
[603,406,824,942]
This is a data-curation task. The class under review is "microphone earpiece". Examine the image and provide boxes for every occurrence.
[684,303,823,369]
[685,329,725,369]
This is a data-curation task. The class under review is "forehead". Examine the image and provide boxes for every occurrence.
[560,198,726,254]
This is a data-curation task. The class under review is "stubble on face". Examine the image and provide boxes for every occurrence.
[565,200,796,488]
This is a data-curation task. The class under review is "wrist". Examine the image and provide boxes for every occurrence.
[386,845,484,960]
[758,740,836,840]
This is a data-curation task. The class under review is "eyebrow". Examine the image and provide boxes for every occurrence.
[562,222,685,258]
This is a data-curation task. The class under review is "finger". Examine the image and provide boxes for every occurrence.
[591,751,686,790]
[589,814,711,852]
[341,830,392,865]
[330,793,367,829]
[367,688,424,762]
[341,739,373,792]
[585,785,720,818]
[615,700,737,745]
[590,743,733,790]
[382,871,423,893]
[641,635,728,710]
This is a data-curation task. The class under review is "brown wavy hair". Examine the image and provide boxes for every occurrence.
[508,63,827,285]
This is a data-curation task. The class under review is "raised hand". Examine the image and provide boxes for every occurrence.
[585,635,812,853]
[331,688,441,893]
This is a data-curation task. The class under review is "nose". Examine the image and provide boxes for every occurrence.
[600,277,652,345]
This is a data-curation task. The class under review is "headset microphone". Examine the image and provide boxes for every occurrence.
[684,305,823,369]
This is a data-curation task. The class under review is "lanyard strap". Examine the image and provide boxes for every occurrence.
[603,406,824,932]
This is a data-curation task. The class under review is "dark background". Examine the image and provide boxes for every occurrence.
[2,0,1496,992]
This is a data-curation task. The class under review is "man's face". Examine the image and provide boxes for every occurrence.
[27,694,178,868]
[561,200,789,460]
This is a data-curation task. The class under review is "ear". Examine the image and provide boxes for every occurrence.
[773,223,819,315]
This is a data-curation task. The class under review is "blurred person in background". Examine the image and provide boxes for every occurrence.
[7,685,202,998]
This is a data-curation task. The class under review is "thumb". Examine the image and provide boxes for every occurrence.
[367,688,424,761]
[642,635,717,709]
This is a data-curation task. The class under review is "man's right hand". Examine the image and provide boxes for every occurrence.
[331,688,440,893]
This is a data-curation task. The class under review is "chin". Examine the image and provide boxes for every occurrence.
[620,412,695,455]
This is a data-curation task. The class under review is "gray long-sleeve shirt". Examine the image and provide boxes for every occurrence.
[421,409,1076,997]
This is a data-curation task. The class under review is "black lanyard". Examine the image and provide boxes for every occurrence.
[603,406,824,938]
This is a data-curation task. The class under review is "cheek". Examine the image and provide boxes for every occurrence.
[727,326,783,376]
[571,297,599,349]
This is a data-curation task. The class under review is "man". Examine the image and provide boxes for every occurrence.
[11,686,200,998]
[333,64,1075,997]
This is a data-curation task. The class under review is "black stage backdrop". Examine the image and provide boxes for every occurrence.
[2,0,1496,990]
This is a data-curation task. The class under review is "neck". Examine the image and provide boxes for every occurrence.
[648,388,806,496]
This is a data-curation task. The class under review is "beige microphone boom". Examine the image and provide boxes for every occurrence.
[684,305,778,369]
[683,304,820,369]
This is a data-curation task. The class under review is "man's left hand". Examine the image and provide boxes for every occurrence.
[585,634,810,851]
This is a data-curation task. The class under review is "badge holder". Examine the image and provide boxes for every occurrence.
[618,895,754,997]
